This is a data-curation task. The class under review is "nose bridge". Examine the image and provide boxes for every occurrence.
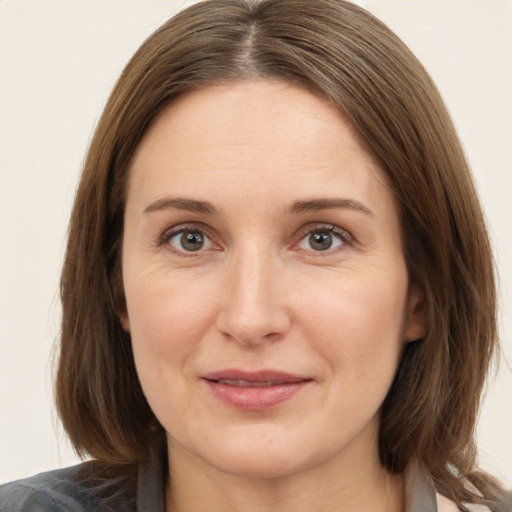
[216,241,289,344]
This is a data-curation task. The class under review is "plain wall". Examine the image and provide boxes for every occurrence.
[1,0,511,484]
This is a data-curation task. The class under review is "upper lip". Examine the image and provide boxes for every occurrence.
[202,369,311,383]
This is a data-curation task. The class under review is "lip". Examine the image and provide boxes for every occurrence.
[202,369,312,410]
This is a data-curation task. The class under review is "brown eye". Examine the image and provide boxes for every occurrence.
[308,232,333,251]
[297,228,345,252]
[168,229,212,252]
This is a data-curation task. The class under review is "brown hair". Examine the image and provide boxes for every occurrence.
[56,0,509,508]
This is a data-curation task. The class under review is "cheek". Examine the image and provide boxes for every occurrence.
[299,265,409,382]
[124,271,216,389]
[126,264,213,339]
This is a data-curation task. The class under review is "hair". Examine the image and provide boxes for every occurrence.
[56,0,510,509]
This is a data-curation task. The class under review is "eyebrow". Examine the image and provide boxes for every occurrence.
[143,198,220,215]
[289,198,374,217]
[143,196,374,218]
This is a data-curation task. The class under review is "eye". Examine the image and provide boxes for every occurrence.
[296,227,348,252]
[166,228,214,253]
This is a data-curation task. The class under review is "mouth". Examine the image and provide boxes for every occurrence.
[214,379,297,387]
[201,370,312,410]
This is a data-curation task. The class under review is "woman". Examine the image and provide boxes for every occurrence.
[1,0,510,511]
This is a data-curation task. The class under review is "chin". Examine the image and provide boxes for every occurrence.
[207,449,310,480]
[187,429,346,481]
[168,427,317,480]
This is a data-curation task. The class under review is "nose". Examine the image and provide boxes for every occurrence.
[215,247,292,346]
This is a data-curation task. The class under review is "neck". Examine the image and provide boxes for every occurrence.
[165,441,405,512]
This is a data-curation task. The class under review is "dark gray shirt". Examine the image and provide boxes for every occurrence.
[0,454,474,511]
[0,451,165,512]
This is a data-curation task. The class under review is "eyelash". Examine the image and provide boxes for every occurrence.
[158,223,219,256]
[294,223,354,254]
[157,222,354,256]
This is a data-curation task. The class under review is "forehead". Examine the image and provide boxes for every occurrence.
[133,80,373,161]
[126,80,392,213]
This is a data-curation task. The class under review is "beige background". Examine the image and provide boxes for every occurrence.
[1,0,511,484]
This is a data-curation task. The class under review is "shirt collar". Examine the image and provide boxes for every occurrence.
[135,450,440,512]
[405,461,439,511]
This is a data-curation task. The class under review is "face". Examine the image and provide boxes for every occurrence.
[121,81,424,479]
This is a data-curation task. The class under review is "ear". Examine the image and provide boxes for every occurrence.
[111,259,130,332]
[119,311,130,333]
[403,282,426,342]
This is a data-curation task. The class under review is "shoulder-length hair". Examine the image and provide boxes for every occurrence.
[56,0,507,508]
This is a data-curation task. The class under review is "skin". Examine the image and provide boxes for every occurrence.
[121,81,425,512]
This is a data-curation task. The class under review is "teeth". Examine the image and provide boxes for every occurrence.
[217,379,280,387]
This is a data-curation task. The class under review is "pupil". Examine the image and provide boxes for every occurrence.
[310,232,332,251]
[181,231,204,251]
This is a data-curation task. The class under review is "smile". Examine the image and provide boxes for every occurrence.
[202,370,312,410]
[216,379,293,387]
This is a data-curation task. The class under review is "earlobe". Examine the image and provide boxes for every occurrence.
[404,282,426,342]
[111,262,130,332]
[119,313,130,333]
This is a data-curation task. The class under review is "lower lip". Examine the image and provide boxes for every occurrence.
[204,380,311,410]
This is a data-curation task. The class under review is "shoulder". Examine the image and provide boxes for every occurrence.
[437,493,492,512]
[405,461,495,512]
[0,462,136,512]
